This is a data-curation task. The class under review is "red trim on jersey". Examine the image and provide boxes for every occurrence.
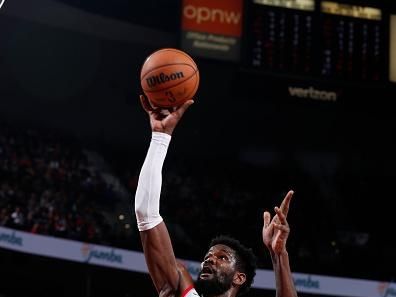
[181,285,194,297]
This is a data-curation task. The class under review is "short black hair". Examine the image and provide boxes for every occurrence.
[209,235,257,296]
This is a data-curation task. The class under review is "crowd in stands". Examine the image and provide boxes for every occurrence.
[0,123,393,281]
[0,124,121,244]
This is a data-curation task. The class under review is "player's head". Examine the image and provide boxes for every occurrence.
[195,235,257,297]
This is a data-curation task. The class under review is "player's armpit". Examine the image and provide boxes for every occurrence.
[176,261,195,295]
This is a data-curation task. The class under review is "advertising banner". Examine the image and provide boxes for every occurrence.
[181,0,243,61]
[0,226,394,297]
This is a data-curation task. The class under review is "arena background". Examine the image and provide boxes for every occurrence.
[1,0,396,297]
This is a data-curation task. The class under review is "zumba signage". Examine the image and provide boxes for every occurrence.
[181,0,243,61]
[0,226,395,297]
[0,229,23,247]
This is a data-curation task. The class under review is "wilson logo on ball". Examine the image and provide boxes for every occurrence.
[146,72,185,88]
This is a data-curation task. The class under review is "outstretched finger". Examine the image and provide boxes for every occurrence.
[140,94,155,113]
[279,190,294,217]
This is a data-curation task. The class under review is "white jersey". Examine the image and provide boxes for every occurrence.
[181,286,200,297]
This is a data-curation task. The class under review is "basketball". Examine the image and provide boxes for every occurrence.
[140,48,199,108]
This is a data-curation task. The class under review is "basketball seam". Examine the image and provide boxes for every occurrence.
[142,69,199,93]
[183,73,199,99]
[141,63,197,80]
[154,48,197,67]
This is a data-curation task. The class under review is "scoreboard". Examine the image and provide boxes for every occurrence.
[243,0,389,85]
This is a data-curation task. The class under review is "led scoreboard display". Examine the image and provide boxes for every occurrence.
[320,1,383,81]
[244,0,387,84]
[246,0,316,76]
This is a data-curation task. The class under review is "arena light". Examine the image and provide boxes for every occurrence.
[321,1,382,20]
[253,0,315,11]
[390,15,396,83]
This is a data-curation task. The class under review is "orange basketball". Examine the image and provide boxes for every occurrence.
[140,48,199,108]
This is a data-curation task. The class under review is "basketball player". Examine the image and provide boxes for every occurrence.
[134,95,298,297]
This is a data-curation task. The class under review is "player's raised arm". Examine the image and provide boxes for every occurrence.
[134,95,194,295]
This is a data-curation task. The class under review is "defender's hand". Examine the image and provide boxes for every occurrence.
[262,190,294,255]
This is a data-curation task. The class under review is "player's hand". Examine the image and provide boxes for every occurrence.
[262,190,294,255]
[140,94,194,136]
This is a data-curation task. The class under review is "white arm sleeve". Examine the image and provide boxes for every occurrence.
[134,131,171,231]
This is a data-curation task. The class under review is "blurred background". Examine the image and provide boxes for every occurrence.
[1,0,396,296]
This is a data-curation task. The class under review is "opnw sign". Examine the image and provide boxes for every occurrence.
[182,0,243,37]
[181,0,243,61]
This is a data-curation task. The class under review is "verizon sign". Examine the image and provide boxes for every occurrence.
[288,86,337,102]
[181,0,243,61]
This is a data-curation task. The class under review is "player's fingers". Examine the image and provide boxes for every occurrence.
[263,211,271,229]
[140,94,155,113]
[266,220,275,237]
[274,206,287,225]
[280,190,294,217]
[274,223,289,233]
[175,99,194,117]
